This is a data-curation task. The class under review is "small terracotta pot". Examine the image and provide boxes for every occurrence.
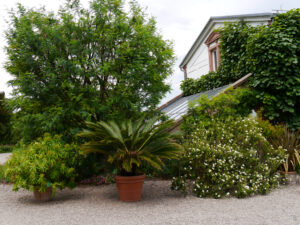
[115,175,145,202]
[33,187,53,202]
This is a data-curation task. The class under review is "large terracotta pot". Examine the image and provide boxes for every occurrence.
[33,187,53,202]
[115,174,145,202]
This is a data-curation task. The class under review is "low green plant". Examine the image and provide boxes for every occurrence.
[271,127,300,172]
[5,134,79,194]
[78,116,183,176]
[256,114,284,143]
[0,165,11,184]
[181,87,258,136]
[172,117,285,198]
[0,145,14,153]
[180,72,224,96]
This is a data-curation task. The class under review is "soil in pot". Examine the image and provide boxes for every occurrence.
[33,187,53,202]
[115,174,145,202]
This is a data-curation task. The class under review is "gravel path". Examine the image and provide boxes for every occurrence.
[0,153,11,165]
[0,181,300,225]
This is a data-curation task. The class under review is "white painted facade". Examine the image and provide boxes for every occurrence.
[180,13,275,80]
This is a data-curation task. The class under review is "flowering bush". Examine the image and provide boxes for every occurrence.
[172,117,285,198]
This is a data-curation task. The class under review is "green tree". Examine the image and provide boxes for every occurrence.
[0,92,12,144]
[5,0,175,143]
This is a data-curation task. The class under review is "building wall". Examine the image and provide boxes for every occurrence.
[185,19,269,80]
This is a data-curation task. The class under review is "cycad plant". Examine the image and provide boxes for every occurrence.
[77,117,183,176]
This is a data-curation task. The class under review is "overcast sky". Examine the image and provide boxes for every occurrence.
[0,0,299,104]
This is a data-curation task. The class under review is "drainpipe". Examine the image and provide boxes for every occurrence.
[183,65,187,80]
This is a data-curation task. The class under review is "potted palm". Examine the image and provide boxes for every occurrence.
[78,116,183,202]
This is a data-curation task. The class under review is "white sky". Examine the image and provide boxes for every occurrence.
[0,0,299,104]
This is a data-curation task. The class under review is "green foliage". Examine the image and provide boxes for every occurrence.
[5,0,175,143]
[217,21,258,83]
[180,10,300,129]
[78,116,183,176]
[180,72,223,96]
[180,22,256,97]
[0,92,13,144]
[172,117,285,198]
[0,165,11,184]
[247,9,300,128]
[5,134,79,194]
[270,127,300,172]
[0,145,14,153]
[181,87,258,135]
[142,158,181,179]
[256,114,284,143]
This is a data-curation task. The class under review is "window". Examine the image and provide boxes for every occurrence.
[205,32,221,72]
[212,48,218,71]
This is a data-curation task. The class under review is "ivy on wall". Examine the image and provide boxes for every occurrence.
[247,9,300,128]
[180,9,300,128]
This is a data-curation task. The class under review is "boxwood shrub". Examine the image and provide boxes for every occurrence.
[5,134,79,194]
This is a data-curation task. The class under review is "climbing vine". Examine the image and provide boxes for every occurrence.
[180,9,300,128]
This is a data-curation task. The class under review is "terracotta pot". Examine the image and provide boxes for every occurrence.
[115,174,145,202]
[33,187,53,202]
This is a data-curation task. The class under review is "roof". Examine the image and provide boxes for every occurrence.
[159,73,252,122]
[160,84,230,121]
[179,12,276,69]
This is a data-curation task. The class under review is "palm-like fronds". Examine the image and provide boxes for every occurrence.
[272,126,300,172]
[77,117,183,175]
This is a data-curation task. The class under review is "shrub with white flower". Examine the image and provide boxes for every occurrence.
[171,116,285,198]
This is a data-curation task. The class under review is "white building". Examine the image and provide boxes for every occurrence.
[160,13,276,128]
[179,13,275,80]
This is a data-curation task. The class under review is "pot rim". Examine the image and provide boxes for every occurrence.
[115,174,146,178]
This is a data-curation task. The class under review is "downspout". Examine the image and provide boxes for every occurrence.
[183,64,187,80]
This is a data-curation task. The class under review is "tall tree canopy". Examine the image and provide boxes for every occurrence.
[5,0,175,142]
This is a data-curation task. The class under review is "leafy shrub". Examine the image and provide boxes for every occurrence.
[142,158,181,179]
[247,9,300,128]
[256,116,300,172]
[0,165,11,184]
[5,134,79,194]
[180,72,223,96]
[0,145,14,153]
[75,153,108,182]
[172,117,285,198]
[181,87,258,136]
[271,127,300,172]
[256,115,284,143]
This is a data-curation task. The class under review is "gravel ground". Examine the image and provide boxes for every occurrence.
[0,153,11,165]
[0,180,300,225]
